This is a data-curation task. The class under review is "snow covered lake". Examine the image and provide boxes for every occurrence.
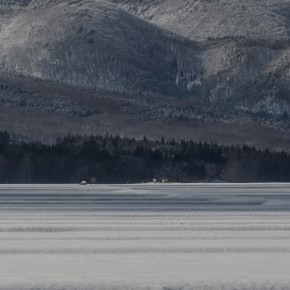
[1,183,290,290]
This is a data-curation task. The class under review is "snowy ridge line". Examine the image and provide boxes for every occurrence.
[1,212,290,218]
[1,214,290,219]
[1,281,290,290]
[3,217,290,221]
[2,219,290,225]
[1,219,290,223]
[0,235,290,242]
[0,196,170,200]
[2,206,290,212]
[1,193,290,198]
[1,247,290,254]
[2,235,290,241]
[0,193,287,198]
[0,202,266,207]
[2,225,290,232]
[0,197,287,200]
[1,215,290,221]
[2,201,265,205]
[1,282,290,290]
[0,200,282,204]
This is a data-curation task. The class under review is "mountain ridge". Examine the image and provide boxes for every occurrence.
[0,0,204,96]
[0,0,290,150]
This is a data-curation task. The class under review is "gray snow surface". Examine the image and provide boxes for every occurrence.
[1,183,290,289]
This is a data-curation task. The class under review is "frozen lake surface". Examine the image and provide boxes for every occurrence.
[1,183,290,290]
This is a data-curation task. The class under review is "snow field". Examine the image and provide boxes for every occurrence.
[0,184,290,289]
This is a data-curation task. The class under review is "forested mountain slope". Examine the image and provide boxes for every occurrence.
[0,0,290,150]
[0,0,204,96]
[110,0,290,41]
[111,0,290,115]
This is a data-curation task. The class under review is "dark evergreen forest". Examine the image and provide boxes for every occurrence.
[0,131,290,183]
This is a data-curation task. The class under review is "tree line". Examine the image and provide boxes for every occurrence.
[0,131,290,183]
